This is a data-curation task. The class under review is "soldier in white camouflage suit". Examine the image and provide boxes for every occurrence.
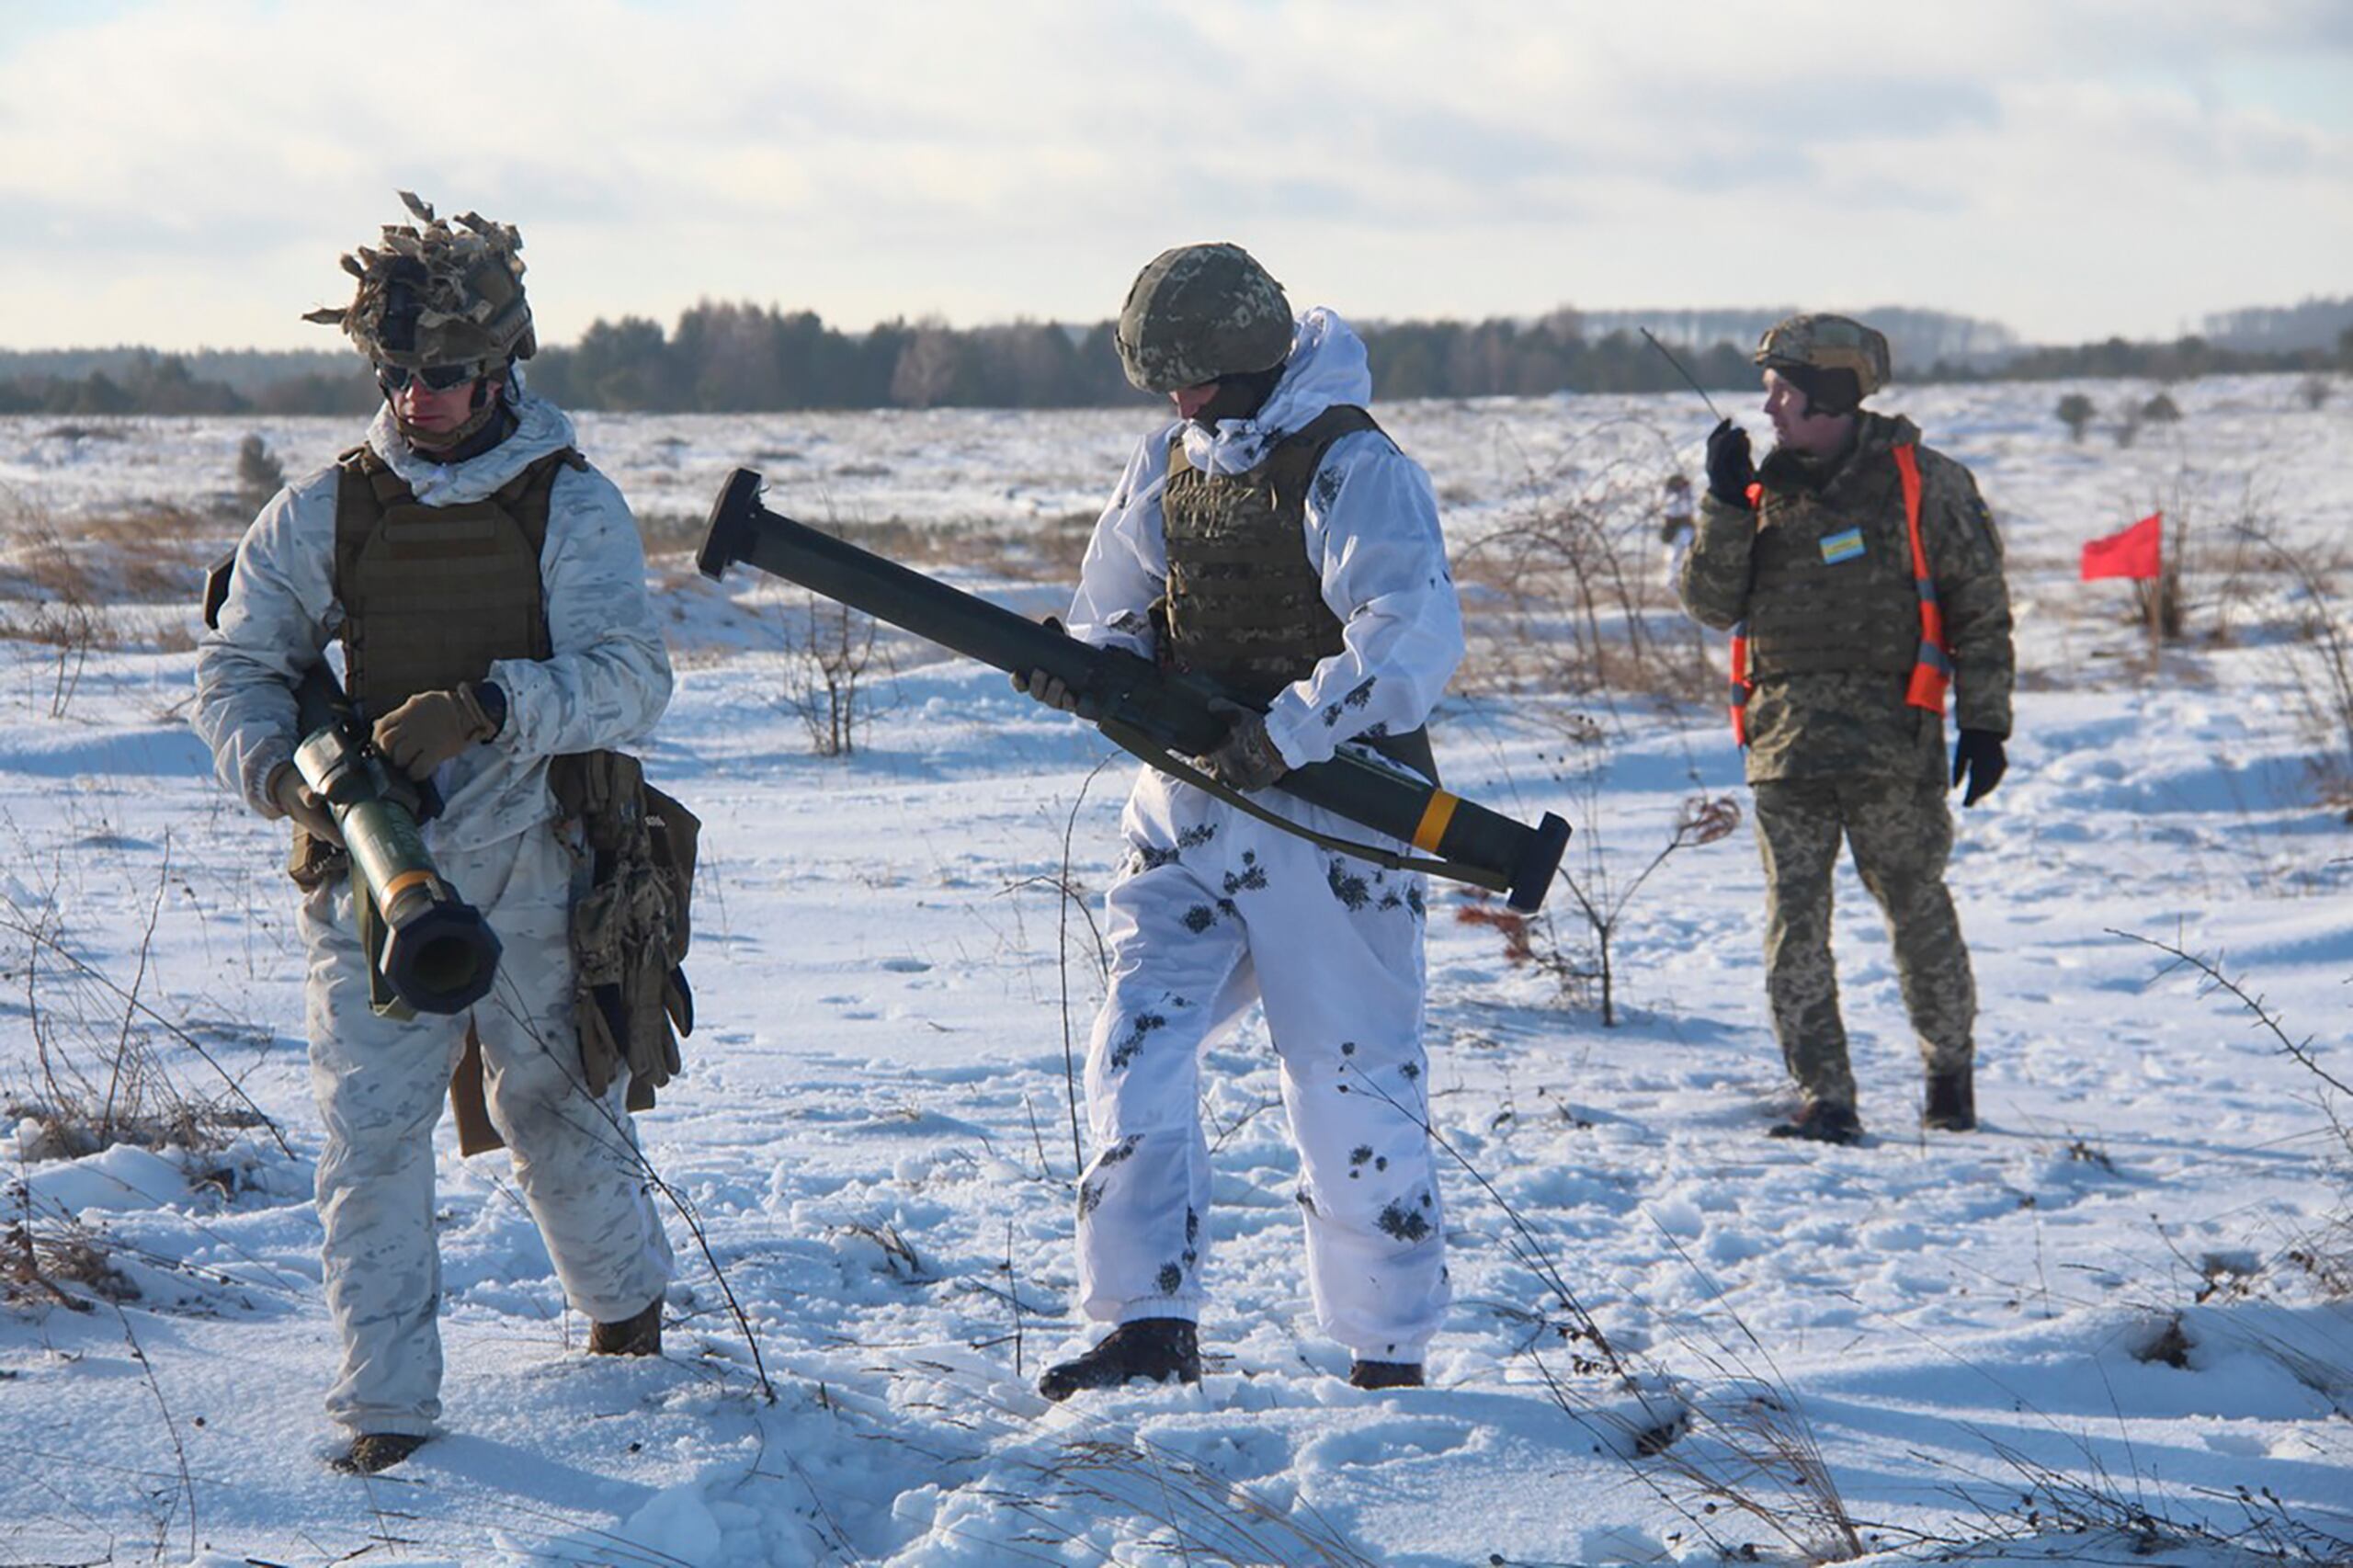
[1677,313,2015,1145]
[194,196,674,1473]
[1016,244,1461,1397]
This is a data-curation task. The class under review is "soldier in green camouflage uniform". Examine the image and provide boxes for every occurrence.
[1677,313,2014,1143]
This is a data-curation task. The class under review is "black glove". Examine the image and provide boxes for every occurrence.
[1009,616,1101,720]
[1705,417,1756,505]
[1198,698,1288,792]
[1951,729,2007,807]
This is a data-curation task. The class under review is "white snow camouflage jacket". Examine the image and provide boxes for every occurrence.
[193,378,673,855]
[1064,308,1463,772]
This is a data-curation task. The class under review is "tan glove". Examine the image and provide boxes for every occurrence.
[267,760,343,846]
[371,684,498,779]
[1198,698,1288,792]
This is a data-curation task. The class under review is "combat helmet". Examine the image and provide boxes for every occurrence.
[1753,313,1890,415]
[305,191,536,375]
[1116,243,1294,393]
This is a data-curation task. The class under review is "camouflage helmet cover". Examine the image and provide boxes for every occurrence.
[1753,312,1891,400]
[1116,242,1294,393]
[304,191,536,369]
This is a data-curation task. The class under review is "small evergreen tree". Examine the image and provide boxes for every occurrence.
[2055,392,2096,440]
[234,434,286,517]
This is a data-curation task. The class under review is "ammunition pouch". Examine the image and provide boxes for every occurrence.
[551,750,698,1113]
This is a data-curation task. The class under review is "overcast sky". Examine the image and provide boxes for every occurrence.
[3,0,2347,352]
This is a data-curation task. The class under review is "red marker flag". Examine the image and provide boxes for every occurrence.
[2081,512,2163,581]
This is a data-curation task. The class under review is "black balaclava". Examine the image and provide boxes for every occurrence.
[1189,362,1286,427]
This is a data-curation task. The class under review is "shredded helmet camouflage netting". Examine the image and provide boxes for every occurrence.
[1753,313,1891,409]
[1116,243,1294,393]
[304,191,536,371]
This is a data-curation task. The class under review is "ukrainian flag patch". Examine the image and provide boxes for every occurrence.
[1820,528,1866,564]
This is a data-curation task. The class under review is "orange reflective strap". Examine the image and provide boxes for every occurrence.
[1893,444,1951,716]
[1728,624,1752,747]
[1895,444,1927,580]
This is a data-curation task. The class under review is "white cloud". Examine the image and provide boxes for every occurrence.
[0,0,2344,348]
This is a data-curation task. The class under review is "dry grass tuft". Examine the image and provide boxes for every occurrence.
[2,1217,139,1311]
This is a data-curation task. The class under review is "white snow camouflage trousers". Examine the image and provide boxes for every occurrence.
[1076,773,1450,1362]
[300,819,674,1435]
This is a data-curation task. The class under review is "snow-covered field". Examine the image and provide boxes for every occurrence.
[0,376,2347,1566]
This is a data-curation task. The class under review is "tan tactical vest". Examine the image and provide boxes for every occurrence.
[1742,459,1922,681]
[332,444,585,714]
[1161,405,1383,704]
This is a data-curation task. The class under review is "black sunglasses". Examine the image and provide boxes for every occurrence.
[376,361,484,392]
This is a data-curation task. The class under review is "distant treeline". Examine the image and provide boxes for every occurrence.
[1924,330,2352,384]
[0,350,377,418]
[3,304,2347,418]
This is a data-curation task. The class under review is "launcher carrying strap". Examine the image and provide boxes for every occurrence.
[1097,719,1510,894]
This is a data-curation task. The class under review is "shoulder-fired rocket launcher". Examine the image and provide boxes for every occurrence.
[697,469,1569,912]
[203,556,503,1016]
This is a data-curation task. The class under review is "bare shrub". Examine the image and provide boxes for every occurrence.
[2190,512,2353,809]
[1938,1432,2353,1564]
[1343,1062,1869,1561]
[2249,531,2353,812]
[0,496,107,715]
[2299,374,2334,411]
[1628,1378,1868,1562]
[2131,510,2189,643]
[1459,776,1742,1027]
[2104,463,2277,648]
[2,1212,139,1311]
[775,592,888,756]
[0,853,283,1164]
[1455,426,1718,710]
[2116,929,2350,1295]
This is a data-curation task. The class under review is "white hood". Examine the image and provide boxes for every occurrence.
[1176,307,1373,478]
[364,369,579,506]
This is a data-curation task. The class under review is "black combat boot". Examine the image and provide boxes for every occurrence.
[1039,1318,1201,1402]
[1923,1068,1976,1131]
[589,1298,664,1357]
[333,1432,428,1474]
[1347,1359,1425,1390]
[1767,1100,1864,1145]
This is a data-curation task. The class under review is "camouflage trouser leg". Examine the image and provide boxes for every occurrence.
[1839,777,1974,1074]
[1752,782,1856,1110]
[1755,777,1976,1108]
[1075,773,1449,1362]
[301,820,673,1437]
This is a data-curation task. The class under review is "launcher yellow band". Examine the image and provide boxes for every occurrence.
[1411,790,1459,853]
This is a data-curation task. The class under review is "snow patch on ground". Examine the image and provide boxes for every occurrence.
[0,379,2347,1564]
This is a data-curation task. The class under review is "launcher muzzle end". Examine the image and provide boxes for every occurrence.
[699,467,767,582]
[378,884,504,1016]
[1507,812,1573,913]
